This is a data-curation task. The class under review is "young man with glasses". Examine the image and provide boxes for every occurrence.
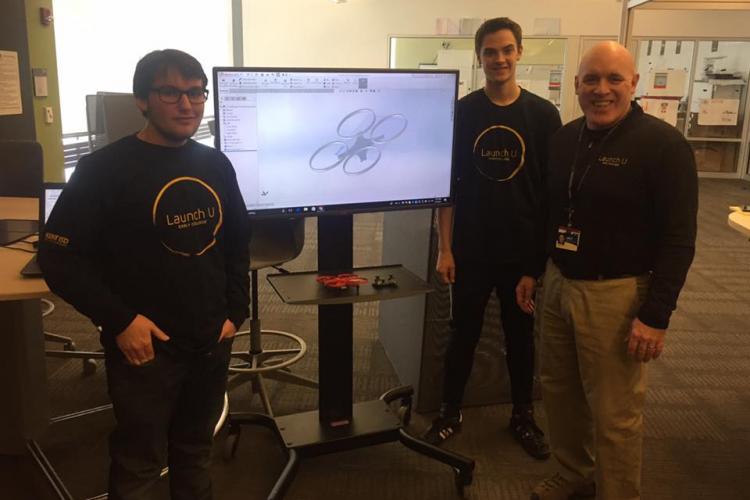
[39,49,249,500]
[422,18,561,460]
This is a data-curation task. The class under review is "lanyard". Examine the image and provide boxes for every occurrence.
[565,121,621,226]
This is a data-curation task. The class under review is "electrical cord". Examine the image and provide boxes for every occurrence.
[2,231,38,249]
[272,265,291,274]
[2,244,36,253]
[41,298,55,317]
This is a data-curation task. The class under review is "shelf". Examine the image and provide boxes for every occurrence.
[267,264,433,306]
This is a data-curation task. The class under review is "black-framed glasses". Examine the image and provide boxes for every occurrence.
[150,86,209,104]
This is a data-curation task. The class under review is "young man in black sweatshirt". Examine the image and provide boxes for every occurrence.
[39,50,249,500]
[530,42,697,500]
[422,17,561,460]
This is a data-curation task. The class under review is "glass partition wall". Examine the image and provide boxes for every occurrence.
[389,36,566,110]
[635,38,750,176]
[391,36,750,177]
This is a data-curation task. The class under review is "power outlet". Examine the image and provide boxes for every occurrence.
[44,106,54,124]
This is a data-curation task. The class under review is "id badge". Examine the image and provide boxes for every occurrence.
[556,226,581,252]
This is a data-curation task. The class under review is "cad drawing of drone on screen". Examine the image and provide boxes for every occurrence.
[214,68,457,217]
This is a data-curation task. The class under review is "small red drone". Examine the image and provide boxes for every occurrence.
[316,273,369,289]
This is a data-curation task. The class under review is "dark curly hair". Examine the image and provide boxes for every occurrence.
[132,49,207,100]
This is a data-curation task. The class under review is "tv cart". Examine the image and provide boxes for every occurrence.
[224,214,474,499]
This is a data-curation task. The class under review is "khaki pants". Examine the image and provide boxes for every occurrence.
[540,260,649,500]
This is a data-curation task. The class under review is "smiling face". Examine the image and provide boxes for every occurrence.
[135,67,205,147]
[575,42,639,130]
[479,29,522,87]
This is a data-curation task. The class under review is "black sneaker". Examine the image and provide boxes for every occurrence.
[422,411,463,446]
[509,412,551,460]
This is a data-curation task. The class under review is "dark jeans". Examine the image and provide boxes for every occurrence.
[442,262,535,410]
[104,338,232,500]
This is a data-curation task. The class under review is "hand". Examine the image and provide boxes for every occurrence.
[116,314,170,366]
[515,276,536,315]
[436,250,456,284]
[218,318,237,342]
[626,317,666,362]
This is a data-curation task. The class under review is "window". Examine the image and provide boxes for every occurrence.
[636,39,750,174]
[54,0,232,135]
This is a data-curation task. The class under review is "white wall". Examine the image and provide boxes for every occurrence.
[242,0,623,67]
[637,40,695,75]
[631,9,750,39]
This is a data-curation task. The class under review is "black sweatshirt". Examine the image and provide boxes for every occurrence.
[39,136,250,352]
[547,102,697,329]
[451,88,562,276]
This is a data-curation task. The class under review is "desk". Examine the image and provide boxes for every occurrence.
[0,197,49,452]
[1,197,47,299]
[728,208,750,238]
[1,197,79,499]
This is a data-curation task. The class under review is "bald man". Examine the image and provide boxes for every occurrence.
[529,42,697,500]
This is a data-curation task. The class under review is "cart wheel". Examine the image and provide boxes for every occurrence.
[223,425,241,461]
[82,358,97,375]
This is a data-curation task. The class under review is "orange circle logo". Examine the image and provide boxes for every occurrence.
[472,125,526,182]
[152,177,223,256]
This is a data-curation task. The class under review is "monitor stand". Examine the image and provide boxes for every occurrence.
[225,213,474,499]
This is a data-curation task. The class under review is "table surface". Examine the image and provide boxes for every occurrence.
[728,208,750,238]
[0,197,49,301]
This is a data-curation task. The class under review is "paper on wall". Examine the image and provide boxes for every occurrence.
[0,50,23,116]
[697,98,740,126]
[641,98,679,127]
[435,18,460,35]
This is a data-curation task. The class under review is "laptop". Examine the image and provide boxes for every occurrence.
[20,182,66,277]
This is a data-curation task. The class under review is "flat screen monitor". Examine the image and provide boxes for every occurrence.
[213,67,458,217]
[41,182,65,232]
[0,183,64,247]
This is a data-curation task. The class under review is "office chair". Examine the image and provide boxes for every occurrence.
[227,217,318,417]
[0,140,102,374]
[0,140,42,197]
[85,92,145,152]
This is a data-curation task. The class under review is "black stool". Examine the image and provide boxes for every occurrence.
[227,217,317,416]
